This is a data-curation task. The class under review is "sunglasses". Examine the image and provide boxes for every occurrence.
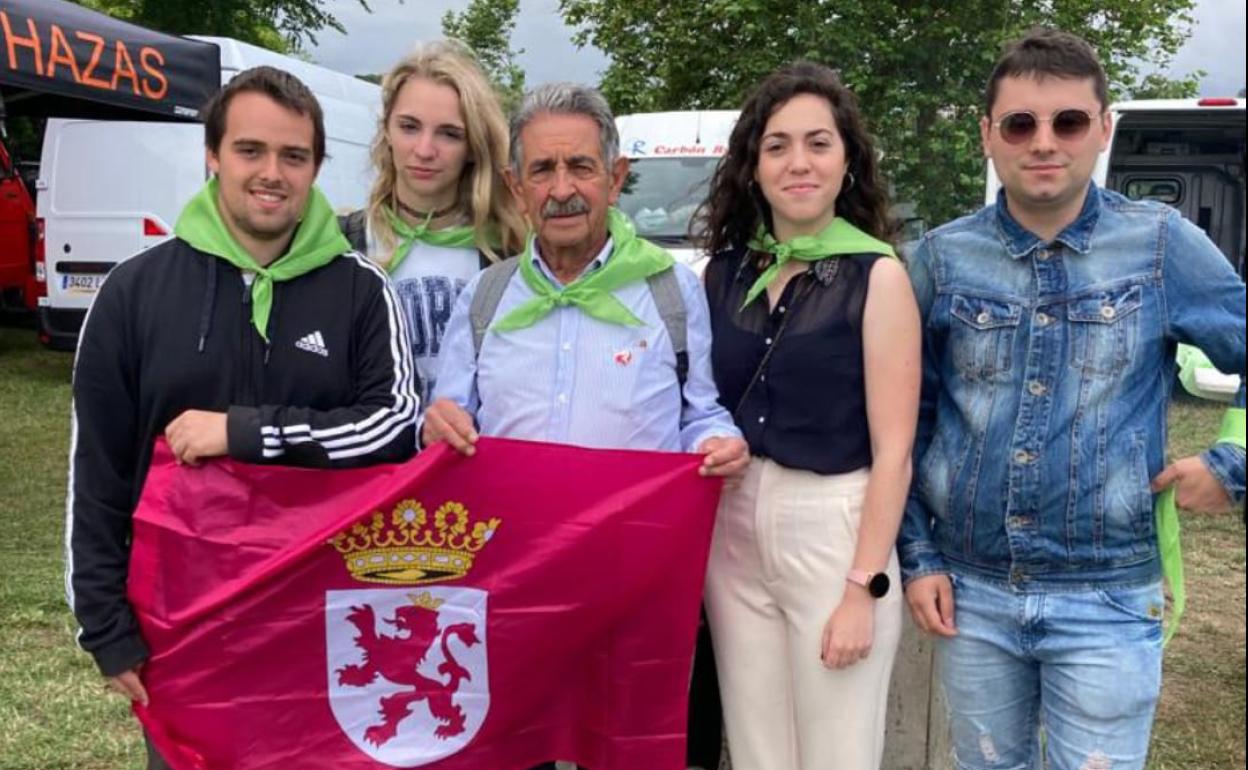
[992,109,1100,145]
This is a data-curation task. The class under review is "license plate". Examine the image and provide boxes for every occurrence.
[61,274,106,293]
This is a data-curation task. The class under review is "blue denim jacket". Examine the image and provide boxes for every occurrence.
[901,184,1246,587]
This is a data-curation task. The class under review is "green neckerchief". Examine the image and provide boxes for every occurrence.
[1157,406,1246,646]
[174,178,349,340]
[743,217,896,310]
[1155,487,1184,647]
[491,208,674,332]
[382,203,479,275]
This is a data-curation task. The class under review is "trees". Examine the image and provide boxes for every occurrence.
[559,0,1200,225]
[442,0,526,113]
[70,0,371,53]
[1131,72,1202,100]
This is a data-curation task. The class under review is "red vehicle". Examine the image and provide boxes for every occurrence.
[0,135,37,311]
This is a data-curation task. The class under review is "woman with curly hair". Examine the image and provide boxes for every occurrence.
[697,61,920,770]
[340,41,526,407]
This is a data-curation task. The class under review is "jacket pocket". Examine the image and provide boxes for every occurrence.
[949,294,1021,382]
[1068,284,1143,377]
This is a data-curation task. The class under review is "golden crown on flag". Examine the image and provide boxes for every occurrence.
[329,499,501,585]
[407,591,445,611]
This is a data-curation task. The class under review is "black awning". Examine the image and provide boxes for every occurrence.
[0,0,219,121]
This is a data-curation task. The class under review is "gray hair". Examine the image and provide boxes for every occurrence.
[509,82,619,175]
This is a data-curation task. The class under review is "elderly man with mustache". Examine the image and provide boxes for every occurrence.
[422,83,746,475]
[420,84,746,770]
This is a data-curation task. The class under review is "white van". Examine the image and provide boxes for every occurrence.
[615,111,738,268]
[986,96,1246,399]
[34,36,379,349]
[616,110,928,267]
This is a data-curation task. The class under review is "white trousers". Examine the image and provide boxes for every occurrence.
[704,458,903,770]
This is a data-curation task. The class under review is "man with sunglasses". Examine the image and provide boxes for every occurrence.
[900,28,1245,770]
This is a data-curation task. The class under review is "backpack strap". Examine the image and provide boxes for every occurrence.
[337,209,368,254]
[645,267,688,388]
[470,257,521,357]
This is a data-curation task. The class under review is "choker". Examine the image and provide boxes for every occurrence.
[394,197,458,222]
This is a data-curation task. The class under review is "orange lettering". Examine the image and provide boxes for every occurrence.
[74,31,110,89]
[45,24,81,83]
[111,40,140,94]
[139,46,167,100]
[1,12,43,76]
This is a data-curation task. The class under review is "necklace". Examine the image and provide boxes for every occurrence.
[394,196,458,222]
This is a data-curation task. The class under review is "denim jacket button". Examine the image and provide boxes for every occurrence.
[1037,249,1051,261]
[1100,305,1116,320]
[976,311,991,324]
[1036,312,1052,327]
[1028,380,1047,396]
[1013,449,1033,464]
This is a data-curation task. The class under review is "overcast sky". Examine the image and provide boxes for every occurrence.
[308,0,1244,96]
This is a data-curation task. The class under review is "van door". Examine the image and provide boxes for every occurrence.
[39,119,205,329]
[1106,108,1246,277]
[1106,106,1246,399]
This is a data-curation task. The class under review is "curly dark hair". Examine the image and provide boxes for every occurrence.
[695,62,897,257]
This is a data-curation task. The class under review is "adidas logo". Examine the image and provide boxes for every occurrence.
[295,331,329,358]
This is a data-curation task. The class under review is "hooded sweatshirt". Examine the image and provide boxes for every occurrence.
[66,184,419,676]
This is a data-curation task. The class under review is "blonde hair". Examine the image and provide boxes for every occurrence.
[367,40,526,262]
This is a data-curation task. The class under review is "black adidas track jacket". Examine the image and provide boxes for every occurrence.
[67,238,419,676]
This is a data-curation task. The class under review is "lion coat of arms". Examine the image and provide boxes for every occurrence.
[325,586,490,766]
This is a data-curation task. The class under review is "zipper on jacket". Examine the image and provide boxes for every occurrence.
[239,276,258,407]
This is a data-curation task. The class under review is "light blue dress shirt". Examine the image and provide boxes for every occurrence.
[432,237,741,452]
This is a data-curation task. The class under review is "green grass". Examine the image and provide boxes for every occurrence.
[1149,396,1247,770]
[0,324,1243,769]
[0,323,142,769]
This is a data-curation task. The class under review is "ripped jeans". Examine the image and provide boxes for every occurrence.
[938,572,1164,770]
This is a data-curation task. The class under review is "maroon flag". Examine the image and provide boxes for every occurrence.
[127,437,721,770]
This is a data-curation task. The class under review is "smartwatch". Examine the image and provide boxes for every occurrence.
[847,569,890,598]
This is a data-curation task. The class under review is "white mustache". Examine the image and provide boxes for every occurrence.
[541,196,591,218]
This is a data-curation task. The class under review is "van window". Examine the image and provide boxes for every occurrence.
[51,122,203,213]
[1124,177,1183,204]
[618,157,719,244]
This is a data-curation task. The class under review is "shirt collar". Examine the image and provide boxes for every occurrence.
[531,237,614,287]
[994,180,1101,259]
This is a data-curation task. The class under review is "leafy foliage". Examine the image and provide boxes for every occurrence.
[442,0,526,114]
[559,0,1200,225]
[70,0,373,53]
[1131,72,1203,100]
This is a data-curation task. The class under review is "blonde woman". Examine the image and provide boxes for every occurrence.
[340,41,526,405]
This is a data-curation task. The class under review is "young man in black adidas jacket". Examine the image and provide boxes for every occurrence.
[66,67,419,732]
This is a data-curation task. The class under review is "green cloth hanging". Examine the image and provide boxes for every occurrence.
[1157,406,1246,646]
